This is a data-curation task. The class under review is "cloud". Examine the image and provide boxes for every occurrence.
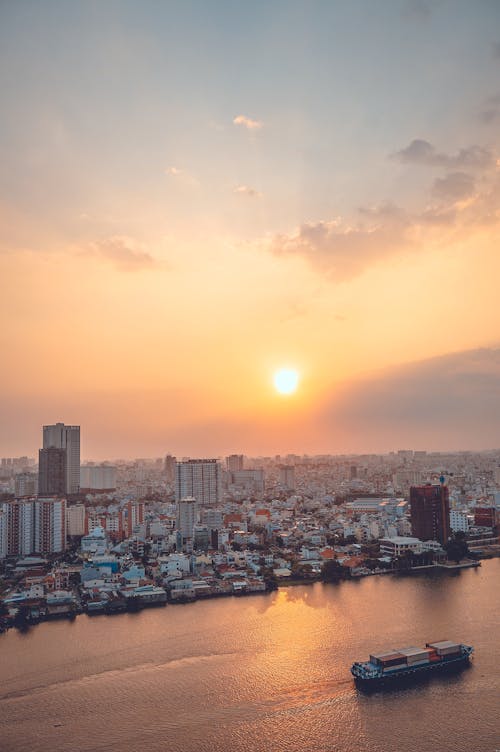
[263,164,500,279]
[323,348,500,451]
[260,137,499,281]
[432,172,475,201]
[88,236,156,271]
[233,114,263,130]
[267,204,413,281]
[233,184,262,198]
[480,109,500,124]
[479,93,500,124]
[492,41,500,59]
[165,166,200,187]
[391,139,495,169]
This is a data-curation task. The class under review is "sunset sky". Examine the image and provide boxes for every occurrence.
[1,1,500,459]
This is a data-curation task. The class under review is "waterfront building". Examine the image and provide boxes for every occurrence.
[474,507,498,528]
[449,510,469,533]
[175,459,222,505]
[379,536,423,557]
[42,423,80,494]
[410,483,450,545]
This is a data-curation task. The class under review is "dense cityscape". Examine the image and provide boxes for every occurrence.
[1,422,498,628]
[2,3,500,749]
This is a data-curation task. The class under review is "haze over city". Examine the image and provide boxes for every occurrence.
[1,1,500,459]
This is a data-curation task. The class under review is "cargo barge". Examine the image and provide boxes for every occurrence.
[351,641,473,687]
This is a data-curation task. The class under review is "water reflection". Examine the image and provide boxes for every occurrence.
[0,561,498,752]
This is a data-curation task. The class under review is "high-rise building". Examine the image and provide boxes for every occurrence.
[449,510,469,533]
[164,454,177,484]
[34,497,66,554]
[410,484,450,545]
[0,506,7,559]
[175,459,222,505]
[226,454,244,472]
[42,423,80,494]
[66,503,86,536]
[0,501,22,559]
[229,469,265,494]
[279,465,295,491]
[176,497,199,544]
[80,465,116,493]
[15,472,38,498]
[38,447,66,496]
[0,497,66,557]
[123,501,145,537]
[474,507,498,528]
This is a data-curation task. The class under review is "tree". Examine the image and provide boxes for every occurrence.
[321,559,344,583]
[13,605,31,628]
[261,568,278,591]
[395,551,413,571]
[445,532,469,563]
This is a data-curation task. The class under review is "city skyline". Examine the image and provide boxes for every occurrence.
[1,2,500,458]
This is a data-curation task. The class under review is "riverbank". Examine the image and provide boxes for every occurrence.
[0,558,483,633]
[1,560,499,752]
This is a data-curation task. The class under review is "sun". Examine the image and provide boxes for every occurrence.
[273,368,299,395]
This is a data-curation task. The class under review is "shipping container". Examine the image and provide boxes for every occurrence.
[427,641,461,652]
[370,652,406,666]
[406,658,430,666]
[382,663,408,672]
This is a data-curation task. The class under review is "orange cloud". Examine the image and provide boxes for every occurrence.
[233,114,263,130]
[87,236,156,271]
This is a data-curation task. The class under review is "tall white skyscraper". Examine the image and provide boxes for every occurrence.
[175,459,222,505]
[42,423,80,494]
[34,497,66,554]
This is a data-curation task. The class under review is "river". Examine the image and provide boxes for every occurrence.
[0,560,498,752]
